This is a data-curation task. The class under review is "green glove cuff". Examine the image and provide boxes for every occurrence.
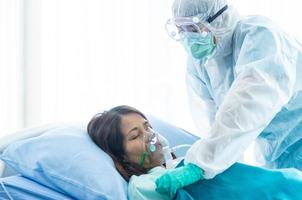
[186,163,204,180]
[168,163,204,188]
[180,163,204,187]
[155,162,204,197]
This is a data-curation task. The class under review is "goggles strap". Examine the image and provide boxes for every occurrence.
[206,5,228,23]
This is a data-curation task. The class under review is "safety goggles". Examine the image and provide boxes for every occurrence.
[165,5,228,41]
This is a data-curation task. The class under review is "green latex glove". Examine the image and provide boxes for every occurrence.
[155,163,204,197]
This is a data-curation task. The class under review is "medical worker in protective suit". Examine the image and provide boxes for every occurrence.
[155,0,302,196]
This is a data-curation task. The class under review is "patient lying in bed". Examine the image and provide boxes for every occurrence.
[87,105,302,200]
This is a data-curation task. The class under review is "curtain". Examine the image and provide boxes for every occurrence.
[0,0,24,135]
[38,0,193,131]
[1,0,302,137]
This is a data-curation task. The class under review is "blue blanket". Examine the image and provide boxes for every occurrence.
[176,162,302,200]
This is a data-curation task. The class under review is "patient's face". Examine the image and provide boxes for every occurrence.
[120,113,164,169]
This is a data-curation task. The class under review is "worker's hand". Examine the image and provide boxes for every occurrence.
[155,163,204,198]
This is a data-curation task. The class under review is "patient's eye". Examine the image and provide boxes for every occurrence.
[132,135,138,140]
[129,133,139,140]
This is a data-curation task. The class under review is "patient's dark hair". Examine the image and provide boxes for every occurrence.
[87,105,148,181]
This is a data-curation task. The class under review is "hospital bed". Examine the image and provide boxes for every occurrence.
[1,118,302,200]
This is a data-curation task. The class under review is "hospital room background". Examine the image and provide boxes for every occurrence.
[1,0,302,169]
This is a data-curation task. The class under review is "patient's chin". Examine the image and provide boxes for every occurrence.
[151,152,165,167]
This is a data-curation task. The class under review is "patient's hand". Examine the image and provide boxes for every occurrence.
[155,163,204,198]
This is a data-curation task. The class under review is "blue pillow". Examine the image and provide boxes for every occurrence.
[0,116,199,199]
[0,124,128,200]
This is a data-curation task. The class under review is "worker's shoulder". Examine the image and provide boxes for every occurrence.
[234,15,278,38]
[241,15,274,24]
[236,15,277,31]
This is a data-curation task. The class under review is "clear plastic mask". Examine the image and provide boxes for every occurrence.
[139,127,163,167]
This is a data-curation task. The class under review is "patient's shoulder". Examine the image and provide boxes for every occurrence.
[128,166,169,200]
[129,166,166,188]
